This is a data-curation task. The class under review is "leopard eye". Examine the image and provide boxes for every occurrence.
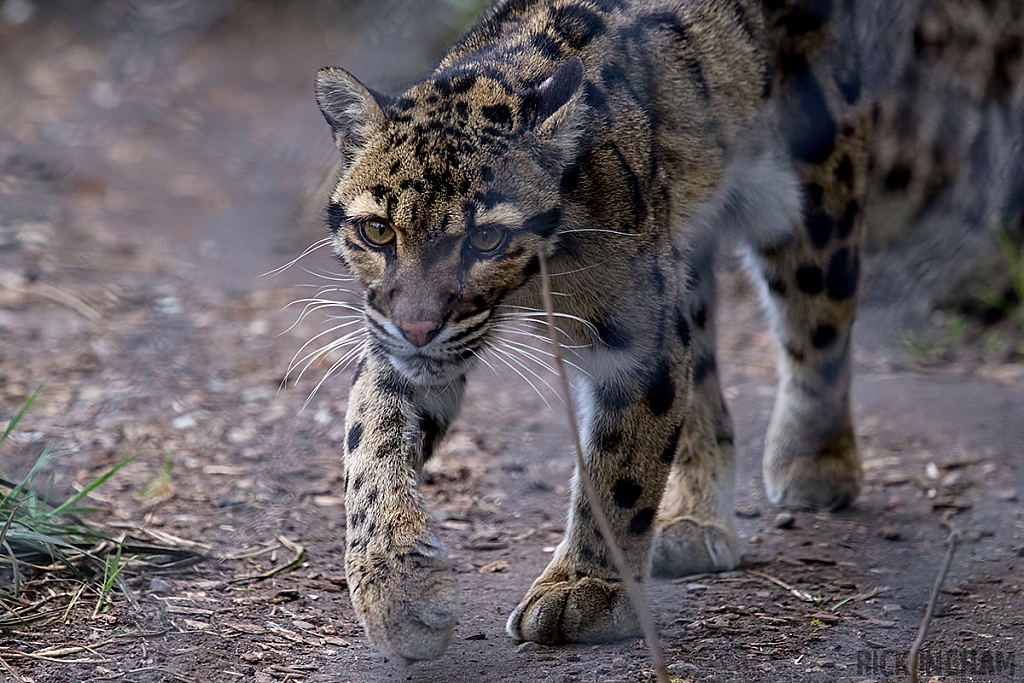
[358,219,395,247]
[468,223,506,254]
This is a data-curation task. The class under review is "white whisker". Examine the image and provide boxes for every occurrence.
[301,341,368,412]
[286,324,367,378]
[559,229,643,237]
[488,348,551,409]
[259,238,332,278]
[470,349,499,378]
[300,266,356,283]
[492,346,562,407]
[495,337,592,377]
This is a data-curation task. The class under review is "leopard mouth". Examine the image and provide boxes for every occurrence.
[364,307,493,384]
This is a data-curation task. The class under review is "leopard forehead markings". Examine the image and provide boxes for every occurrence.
[311,0,871,666]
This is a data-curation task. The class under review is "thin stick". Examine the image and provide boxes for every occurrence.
[907,516,959,683]
[538,251,670,683]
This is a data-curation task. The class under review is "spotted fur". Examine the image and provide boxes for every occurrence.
[315,0,869,663]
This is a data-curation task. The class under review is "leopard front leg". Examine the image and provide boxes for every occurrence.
[507,345,687,644]
[342,353,463,664]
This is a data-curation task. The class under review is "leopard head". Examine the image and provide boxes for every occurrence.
[315,58,585,384]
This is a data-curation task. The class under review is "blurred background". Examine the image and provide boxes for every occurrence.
[1,0,1022,355]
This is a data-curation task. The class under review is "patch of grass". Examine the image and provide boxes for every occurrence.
[902,315,968,364]
[976,227,1024,332]
[1,394,202,628]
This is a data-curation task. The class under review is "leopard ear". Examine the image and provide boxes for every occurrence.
[524,57,585,135]
[523,57,586,162]
[315,67,391,165]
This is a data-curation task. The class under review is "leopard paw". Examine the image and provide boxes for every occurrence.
[347,547,458,665]
[506,574,640,644]
[650,516,739,577]
[764,419,861,510]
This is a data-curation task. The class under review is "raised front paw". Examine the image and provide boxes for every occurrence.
[650,516,738,577]
[347,547,458,665]
[506,571,640,645]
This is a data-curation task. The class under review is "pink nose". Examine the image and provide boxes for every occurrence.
[396,320,442,347]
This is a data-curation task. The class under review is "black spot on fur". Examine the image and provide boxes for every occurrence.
[660,423,683,463]
[583,80,609,112]
[481,167,494,182]
[522,208,561,238]
[451,73,477,94]
[347,423,364,452]
[351,474,363,492]
[351,358,365,385]
[389,160,401,176]
[693,305,707,329]
[326,203,347,235]
[481,103,514,129]
[377,372,408,396]
[419,413,443,460]
[530,31,563,60]
[522,255,540,278]
[646,360,675,415]
[806,183,824,205]
[627,508,656,535]
[795,265,825,294]
[835,154,854,186]
[476,189,505,209]
[837,201,858,239]
[651,265,665,296]
[779,0,832,35]
[692,353,717,384]
[365,486,379,507]
[811,324,838,349]
[550,5,606,50]
[594,317,632,350]
[612,478,643,508]
[596,383,632,412]
[675,308,691,346]
[395,97,415,111]
[779,56,838,164]
[836,61,862,104]
[825,247,859,300]
[767,276,788,296]
[598,428,622,452]
[806,206,834,249]
[786,344,806,362]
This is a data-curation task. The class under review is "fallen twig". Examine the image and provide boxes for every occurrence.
[227,536,305,584]
[830,585,888,612]
[908,514,960,683]
[538,251,670,683]
[745,570,818,603]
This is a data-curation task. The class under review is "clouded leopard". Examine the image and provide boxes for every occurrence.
[313,0,867,664]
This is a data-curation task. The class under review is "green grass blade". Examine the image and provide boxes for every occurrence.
[0,389,40,448]
[47,456,137,519]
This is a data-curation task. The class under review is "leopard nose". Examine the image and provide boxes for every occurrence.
[395,320,442,347]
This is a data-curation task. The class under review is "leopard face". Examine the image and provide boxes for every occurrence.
[317,60,585,384]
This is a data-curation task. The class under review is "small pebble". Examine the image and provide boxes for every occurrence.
[149,577,171,594]
[997,489,1018,503]
[735,505,760,518]
[881,526,903,541]
[171,413,195,430]
[882,604,903,613]
[774,511,795,529]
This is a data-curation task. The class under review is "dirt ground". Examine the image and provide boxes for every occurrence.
[1,3,1023,683]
